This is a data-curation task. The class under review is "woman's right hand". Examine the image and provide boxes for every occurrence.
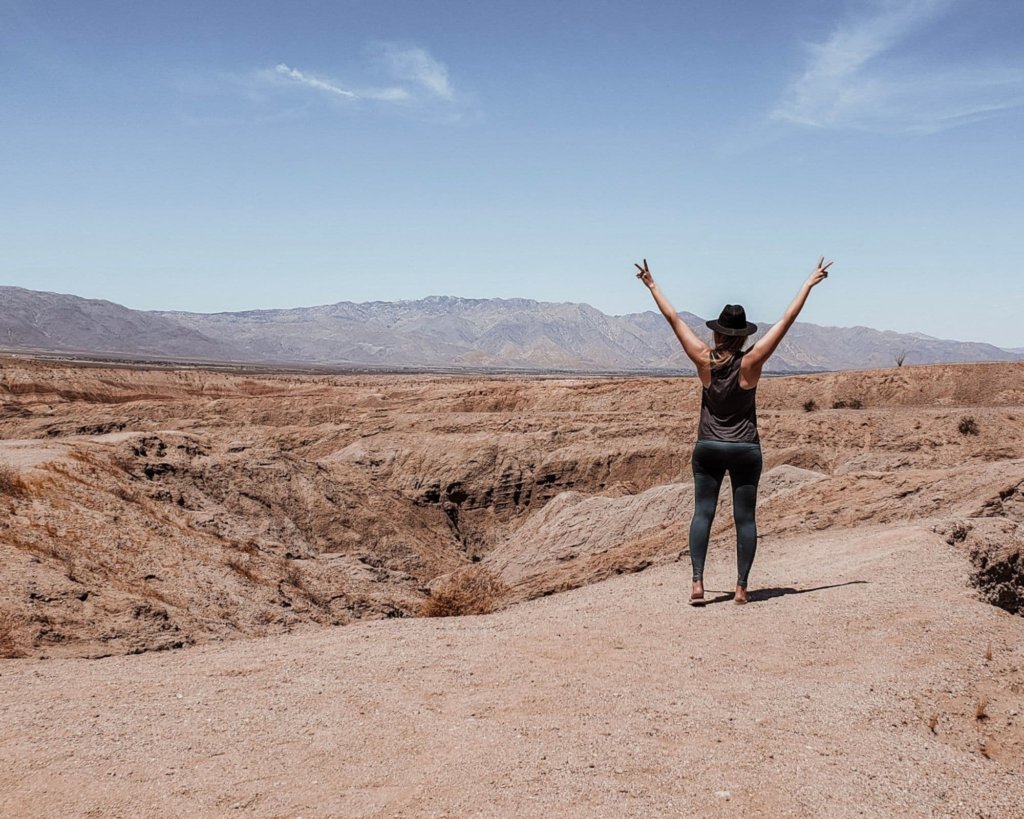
[807,256,834,288]
[634,258,655,289]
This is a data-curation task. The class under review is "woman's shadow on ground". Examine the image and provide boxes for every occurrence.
[703,580,867,605]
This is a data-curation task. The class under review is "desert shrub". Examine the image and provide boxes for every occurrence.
[283,565,306,591]
[0,610,27,659]
[894,350,908,367]
[226,557,261,584]
[32,543,80,582]
[803,399,817,412]
[420,566,508,618]
[255,608,277,626]
[139,582,170,605]
[283,564,328,611]
[115,486,140,504]
[945,522,970,544]
[0,465,29,498]
[832,398,864,409]
[958,416,979,436]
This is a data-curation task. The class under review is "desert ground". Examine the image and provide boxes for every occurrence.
[1,357,1022,817]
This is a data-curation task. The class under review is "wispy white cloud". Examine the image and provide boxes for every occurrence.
[258,44,460,114]
[274,63,358,98]
[272,63,410,102]
[378,45,454,101]
[772,0,1024,133]
[365,86,412,102]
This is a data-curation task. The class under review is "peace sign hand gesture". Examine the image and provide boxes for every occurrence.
[807,256,833,288]
[634,258,655,290]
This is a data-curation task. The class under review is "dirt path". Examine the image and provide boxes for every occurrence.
[2,522,1022,818]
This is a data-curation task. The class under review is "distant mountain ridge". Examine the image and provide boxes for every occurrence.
[0,286,244,362]
[1,286,1020,372]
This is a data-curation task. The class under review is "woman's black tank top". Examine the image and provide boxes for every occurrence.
[697,352,760,444]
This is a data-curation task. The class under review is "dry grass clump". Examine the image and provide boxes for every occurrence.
[41,543,80,582]
[832,398,864,409]
[0,610,27,658]
[282,564,326,608]
[0,465,30,498]
[803,399,817,412]
[226,557,261,584]
[958,416,980,436]
[283,564,307,591]
[420,566,509,618]
[975,697,989,721]
[139,581,171,606]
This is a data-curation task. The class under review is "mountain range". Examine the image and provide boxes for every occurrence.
[1,286,1020,372]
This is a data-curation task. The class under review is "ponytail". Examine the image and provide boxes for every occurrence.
[709,333,746,369]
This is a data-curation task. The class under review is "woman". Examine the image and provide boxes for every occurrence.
[634,257,832,605]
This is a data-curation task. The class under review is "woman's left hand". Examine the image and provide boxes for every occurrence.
[634,258,655,289]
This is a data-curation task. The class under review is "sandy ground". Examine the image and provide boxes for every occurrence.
[2,521,1022,818]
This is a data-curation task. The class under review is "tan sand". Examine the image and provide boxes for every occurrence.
[2,521,1022,817]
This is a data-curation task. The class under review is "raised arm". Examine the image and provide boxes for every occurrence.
[745,257,832,372]
[634,259,710,368]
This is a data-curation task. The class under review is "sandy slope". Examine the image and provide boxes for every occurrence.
[2,521,1022,818]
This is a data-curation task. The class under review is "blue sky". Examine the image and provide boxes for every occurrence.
[2,0,1022,346]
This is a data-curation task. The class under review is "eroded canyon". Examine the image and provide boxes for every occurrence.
[1,357,1021,660]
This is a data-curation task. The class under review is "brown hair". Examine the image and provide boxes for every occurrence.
[710,332,747,370]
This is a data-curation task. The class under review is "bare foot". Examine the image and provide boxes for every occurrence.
[734,585,749,605]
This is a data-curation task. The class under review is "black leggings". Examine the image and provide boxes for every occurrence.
[689,440,763,588]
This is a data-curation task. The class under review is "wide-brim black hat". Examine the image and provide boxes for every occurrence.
[706,304,757,337]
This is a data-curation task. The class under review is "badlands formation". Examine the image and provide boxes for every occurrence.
[1,356,1023,816]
